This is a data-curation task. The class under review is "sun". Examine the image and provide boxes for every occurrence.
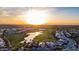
[24,9,48,25]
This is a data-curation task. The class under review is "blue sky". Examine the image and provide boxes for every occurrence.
[55,7,79,15]
[0,7,79,25]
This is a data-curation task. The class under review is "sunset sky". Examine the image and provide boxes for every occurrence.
[0,7,79,25]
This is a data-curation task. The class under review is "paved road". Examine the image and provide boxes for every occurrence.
[55,30,77,50]
[19,30,78,51]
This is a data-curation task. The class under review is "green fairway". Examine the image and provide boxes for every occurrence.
[34,28,57,42]
[5,33,26,50]
[5,27,57,50]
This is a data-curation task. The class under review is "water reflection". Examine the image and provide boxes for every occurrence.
[20,31,43,43]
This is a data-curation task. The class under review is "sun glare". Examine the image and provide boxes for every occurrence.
[24,9,48,25]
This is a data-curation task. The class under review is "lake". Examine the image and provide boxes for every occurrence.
[20,31,43,43]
